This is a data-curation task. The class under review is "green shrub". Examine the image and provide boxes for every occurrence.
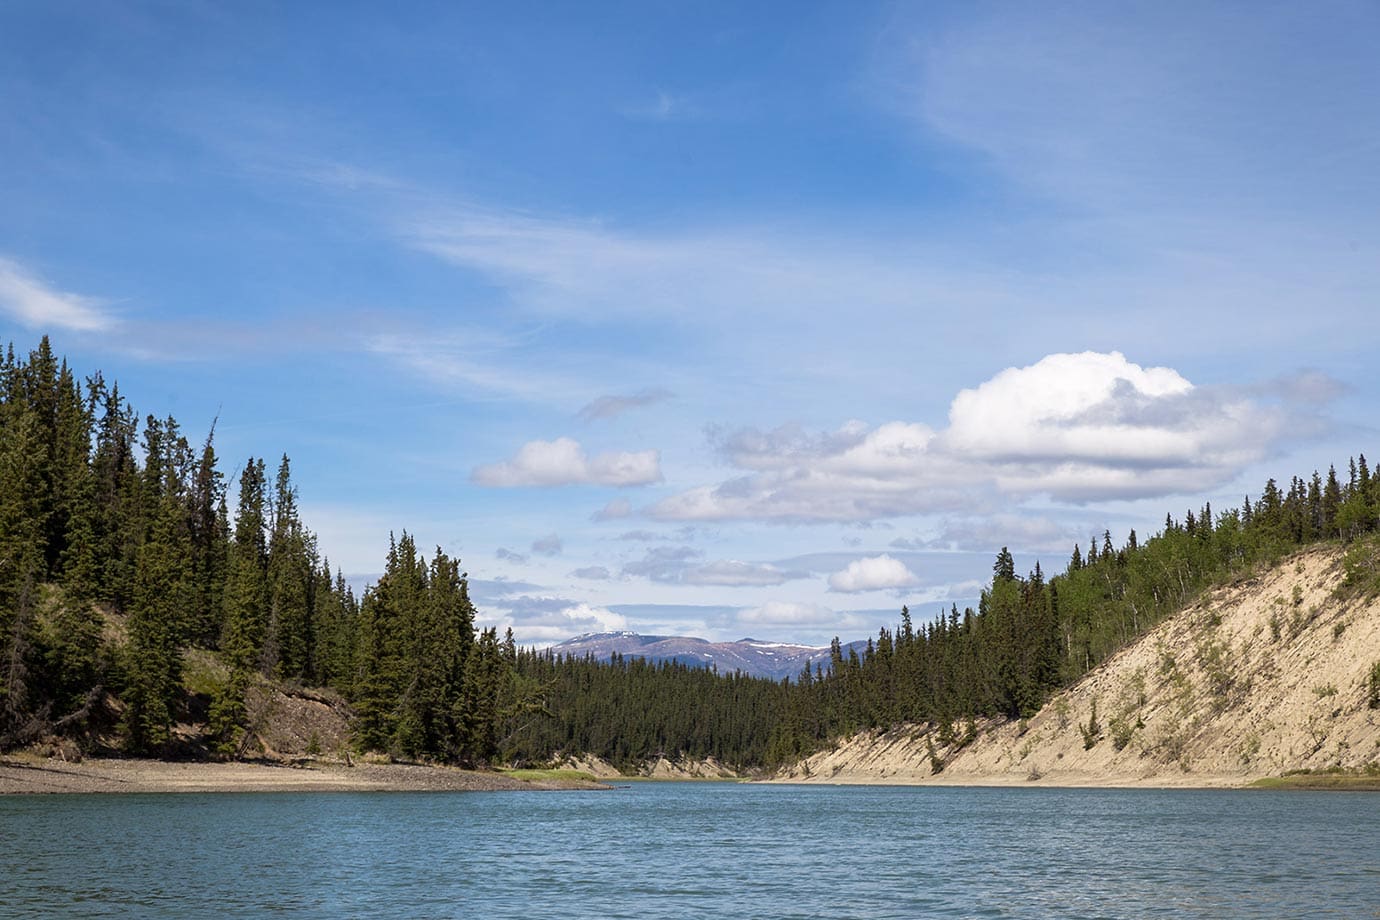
[1080,699,1102,750]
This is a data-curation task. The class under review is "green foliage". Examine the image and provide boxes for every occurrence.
[1368,662,1380,711]
[1080,698,1102,750]
[1340,534,1380,597]
[1108,715,1136,752]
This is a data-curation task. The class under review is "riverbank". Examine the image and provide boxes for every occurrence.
[773,547,1380,790]
[0,755,610,794]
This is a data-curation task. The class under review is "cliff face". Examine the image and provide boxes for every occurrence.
[778,546,1380,787]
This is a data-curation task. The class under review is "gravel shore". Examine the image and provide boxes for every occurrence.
[0,756,610,794]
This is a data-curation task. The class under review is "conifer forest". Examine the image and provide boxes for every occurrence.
[3,338,1379,769]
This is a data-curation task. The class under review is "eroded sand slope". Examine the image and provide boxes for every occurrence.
[777,547,1380,787]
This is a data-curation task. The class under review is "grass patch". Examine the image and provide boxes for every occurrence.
[500,768,599,783]
[181,649,230,698]
[1251,764,1380,790]
[1251,774,1380,791]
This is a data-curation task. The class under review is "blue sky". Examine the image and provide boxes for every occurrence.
[3,1,1377,645]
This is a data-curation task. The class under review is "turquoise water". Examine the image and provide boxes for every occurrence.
[2,783,1377,918]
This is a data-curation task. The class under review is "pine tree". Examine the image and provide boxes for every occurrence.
[1323,466,1343,536]
[122,491,193,754]
[211,459,268,750]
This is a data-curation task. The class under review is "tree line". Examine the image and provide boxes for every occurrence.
[0,338,513,762]
[764,452,1380,764]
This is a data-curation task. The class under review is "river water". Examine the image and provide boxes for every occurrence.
[2,783,1377,918]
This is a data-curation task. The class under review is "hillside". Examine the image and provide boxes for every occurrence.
[775,545,1380,786]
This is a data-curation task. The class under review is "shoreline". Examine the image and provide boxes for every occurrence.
[9,755,1371,795]
[0,755,610,795]
[763,770,1254,789]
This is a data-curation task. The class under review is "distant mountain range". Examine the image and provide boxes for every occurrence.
[543,631,869,681]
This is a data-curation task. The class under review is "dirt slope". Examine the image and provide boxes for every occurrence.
[776,546,1380,787]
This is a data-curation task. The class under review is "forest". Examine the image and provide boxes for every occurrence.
[3,337,1379,770]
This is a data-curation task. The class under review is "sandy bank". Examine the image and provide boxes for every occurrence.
[0,756,609,795]
[767,769,1252,789]
[772,547,1380,790]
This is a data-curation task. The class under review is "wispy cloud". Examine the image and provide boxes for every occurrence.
[893,513,1084,554]
[578,387,673,422]
[367,331,587,404]
[473,437,662,488]
[682,560,804,588]
[531,533,563,556]
[0,257,116,332]
[592,498,633,521]
[620,545,702,583]
[621,89,701,122]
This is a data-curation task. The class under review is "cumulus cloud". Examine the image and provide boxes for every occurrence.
[652,352,1310,521]
[0,258,115,332]
[577,387,673,422]
[738,600,838,626]
[940,352,1285,500]
[572,565,612,580]
[491,596,629,643]
[828,555,920,593]
[531,533,563,556]
[473,437,662,487]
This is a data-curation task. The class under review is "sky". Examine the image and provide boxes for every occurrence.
[2,1,1377,647]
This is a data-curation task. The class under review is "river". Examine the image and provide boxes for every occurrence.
[3,783,1376,918]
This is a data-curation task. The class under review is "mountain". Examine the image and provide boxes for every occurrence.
[544,631,869,681]
[775,545,1380,786]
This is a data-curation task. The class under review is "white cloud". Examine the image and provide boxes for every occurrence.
[651,352,1306,521]
[571,565,612,580]
[828,555,919,593]
[473,437,662,487]
[738,600,838,627]
[939,351,1283,500]
[556,602,627,633]
[497,602,629,643]
[0,258,115,332]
